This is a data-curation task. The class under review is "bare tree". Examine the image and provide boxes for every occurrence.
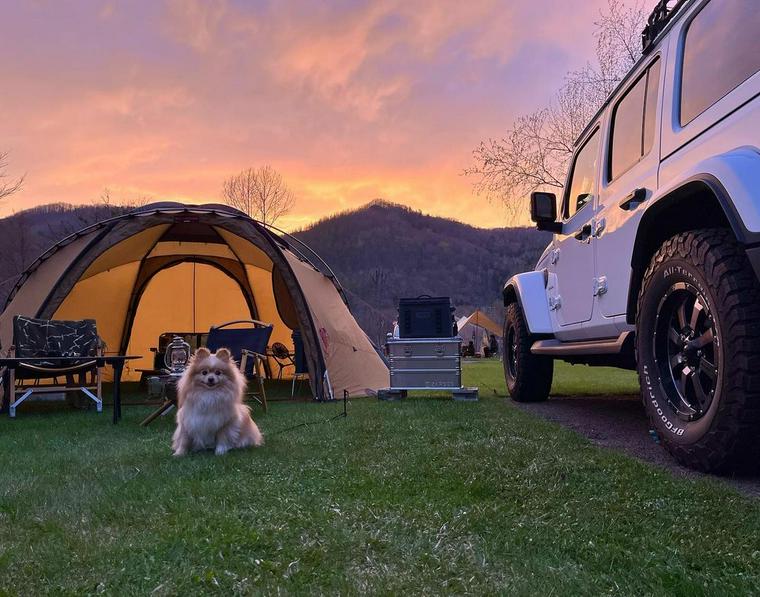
[0,151,24,201]
[467,0,647,223]
[222,165,296,227]
[96,187,151,219]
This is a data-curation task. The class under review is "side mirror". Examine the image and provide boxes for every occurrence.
[530,192,562,233]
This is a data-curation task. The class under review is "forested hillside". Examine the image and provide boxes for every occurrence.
[294,201,550,342]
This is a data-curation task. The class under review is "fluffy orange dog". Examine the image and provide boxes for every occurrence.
[172,347,263,456]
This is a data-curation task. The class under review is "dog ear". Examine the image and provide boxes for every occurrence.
[194,347,211,360]
[215,347,232,361]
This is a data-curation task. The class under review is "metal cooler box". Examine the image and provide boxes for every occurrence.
[387,337,462,390]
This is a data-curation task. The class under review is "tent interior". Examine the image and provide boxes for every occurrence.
[50,221,301,382]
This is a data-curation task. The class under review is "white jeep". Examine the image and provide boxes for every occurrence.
[503,0,760,472]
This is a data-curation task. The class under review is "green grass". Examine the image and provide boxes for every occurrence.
[466,358,641,397]
[1,361,759,595]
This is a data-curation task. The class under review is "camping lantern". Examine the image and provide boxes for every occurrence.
[164,335,191,375]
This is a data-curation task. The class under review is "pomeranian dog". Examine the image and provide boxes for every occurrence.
[172,347,263,456]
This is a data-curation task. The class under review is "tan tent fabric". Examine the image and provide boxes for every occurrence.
[80,225,169,281]
[0,203,388,400]
[148,241,237,260]
[285,252,388,397]
[215,227,273,271]
[54,263,140,380]
[0,234,93,349]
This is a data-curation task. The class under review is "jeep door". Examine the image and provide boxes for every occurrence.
[595,55,663,320]
[550,126,600,328]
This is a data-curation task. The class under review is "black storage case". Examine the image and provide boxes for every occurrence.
[398,296,455,338]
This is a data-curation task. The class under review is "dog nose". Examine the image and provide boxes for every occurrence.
[207,377,216,385]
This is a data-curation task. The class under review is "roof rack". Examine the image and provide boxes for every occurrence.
[641,0,690,53]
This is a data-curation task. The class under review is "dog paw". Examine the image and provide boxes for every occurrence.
[215,445,229,456]
[172,450,186,457]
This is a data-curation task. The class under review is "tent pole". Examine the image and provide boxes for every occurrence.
[192,262,196,333]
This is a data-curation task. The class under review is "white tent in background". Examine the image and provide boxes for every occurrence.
[457,310,502,357]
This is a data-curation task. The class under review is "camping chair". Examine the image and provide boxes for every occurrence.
[270,342,295,380]
[7,316,103,417]
[206,320,273,412]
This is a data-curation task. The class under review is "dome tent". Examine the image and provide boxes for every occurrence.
[0,203,389,399]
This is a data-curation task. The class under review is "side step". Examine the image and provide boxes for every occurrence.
[530,332,632,356]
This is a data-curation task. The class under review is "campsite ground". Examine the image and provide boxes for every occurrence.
[2,361,760,594]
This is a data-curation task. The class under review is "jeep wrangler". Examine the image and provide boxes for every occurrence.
[502,0,760,472]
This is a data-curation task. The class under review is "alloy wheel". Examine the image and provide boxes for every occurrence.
[653,282,719,421]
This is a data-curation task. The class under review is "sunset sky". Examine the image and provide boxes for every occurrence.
[0,0,609,229]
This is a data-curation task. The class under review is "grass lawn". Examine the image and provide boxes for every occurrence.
[2,361,759,595]
[466,358,641,397]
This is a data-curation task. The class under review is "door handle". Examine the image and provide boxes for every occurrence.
[574,223,592,242]
[619,187,647,210]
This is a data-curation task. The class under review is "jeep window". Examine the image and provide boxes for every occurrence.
[609,58,660,181]
[563,128,599,220]
[680,0,760,125]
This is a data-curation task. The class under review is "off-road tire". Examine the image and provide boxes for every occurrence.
[503,302,553,402]
[636,229,760,472]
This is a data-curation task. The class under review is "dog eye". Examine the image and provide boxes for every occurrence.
[201,370,208,376]
[215,370,221,376]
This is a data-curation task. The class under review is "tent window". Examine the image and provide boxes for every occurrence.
[160,222,226,243]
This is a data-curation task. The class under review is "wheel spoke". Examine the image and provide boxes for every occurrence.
[690,328,714,350]
[689,298,704,332]
[679,369,699,415]
[699,357,717,381]
[676,368,689,397]
[676,302,688,330]
[670,353,684,371]
[692,374,709,408]
[668,326,681,346]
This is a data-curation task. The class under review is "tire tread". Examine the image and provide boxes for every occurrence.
[637,228,760,471]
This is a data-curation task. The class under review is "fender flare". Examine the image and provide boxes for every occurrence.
[646,147,760,245]
[502,271,553,335]
[626,146,760,322]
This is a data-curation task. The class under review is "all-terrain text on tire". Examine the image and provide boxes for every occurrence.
[500,0,760,471]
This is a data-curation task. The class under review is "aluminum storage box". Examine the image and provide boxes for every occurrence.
[387,337,462,390]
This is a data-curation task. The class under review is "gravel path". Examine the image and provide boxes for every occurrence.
[513,394,760,497]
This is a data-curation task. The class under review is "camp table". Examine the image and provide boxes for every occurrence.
[0,355,140,424]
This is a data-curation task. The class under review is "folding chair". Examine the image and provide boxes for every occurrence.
[206,320,273,412]
[7,316,104,417]
[270,342,295,380]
